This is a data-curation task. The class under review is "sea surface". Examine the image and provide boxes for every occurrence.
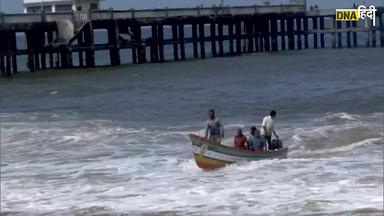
[1,48,383,215]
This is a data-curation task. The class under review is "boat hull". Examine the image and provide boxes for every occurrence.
[189,134,288,169]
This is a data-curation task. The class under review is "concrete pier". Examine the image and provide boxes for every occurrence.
[0,5,383,77]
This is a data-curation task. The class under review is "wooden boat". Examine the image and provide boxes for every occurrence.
[189,134,288,170]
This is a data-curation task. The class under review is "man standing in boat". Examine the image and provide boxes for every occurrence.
[260,110,279,150]
[205,109,224,143]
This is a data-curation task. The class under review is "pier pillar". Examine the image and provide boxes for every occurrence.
[108,20,121,66]
[192,23,198,58]
[246,19,254,53]
[60,46,72,68]
[0,56,4,76]
[178,23,186,60]
[218,22,224,56]
[287,17,295,50]
[296,18,302,50]
[253,16,260,52]
[38,32,47,70]
[158,23,165,62]
[210,22,217,57]
[5,53,11,76]
[346,21,351,48]
[199,22,206,58]
[26,31,36,72]
[319,17,325,48]
[151,23,159,63]
[10,32,18,74]
[235,20,242,54]
[331,18,337,48]
[172,23,179,60]
[303,17,309,49]
[47,31,55,68]
[263,17,270,51]
[78,32,84,67]
[336,21,342,48]
[371,19,376,47]
[380,13,384,47]
[228,22,235,55]
[280,18,286,50]
[352,21,358,47]
[270,17,278,51]
[312,17,318,49]
[84,22,95,67]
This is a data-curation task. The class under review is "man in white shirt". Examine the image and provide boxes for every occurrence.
[205,109,224,143]
[260,110,279,150]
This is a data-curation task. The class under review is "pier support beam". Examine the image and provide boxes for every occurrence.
[312,17,318,49]
[296,18,302,50]
[331,18,337,48]
[228,22,235,55]
[150,23,159,63]
[158,23,165,62]
[109,20,121,66]
[320,17,325,48]
[253,17,260,52]
[303,17,309,49]
[270,17,278,51]
[47,31,55,68]
[84,23,95,67]
[199,22,206,58]
[337,21,342,48]
[26,31,36,72]
[218,22,224,56]
[235,20,242,54]
[352,21,358,47]
[10,32,18,74]
[346,21,351,48]
[246,19,254,53]
[210,22,217,57]
[172,24,179,60]
[280,18,286,50]
[287,17,295,50]
[0,56,5,76]
[179,23,186,60]
[192,23,198,58]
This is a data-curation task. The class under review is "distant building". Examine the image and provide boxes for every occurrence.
[23,0,101,14]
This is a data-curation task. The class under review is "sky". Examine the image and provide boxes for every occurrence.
[0,0,383,14]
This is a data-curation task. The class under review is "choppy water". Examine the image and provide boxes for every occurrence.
[1,48,383,215]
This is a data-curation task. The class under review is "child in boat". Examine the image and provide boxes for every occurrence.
[234,128,247,150]
[248,127,266,152]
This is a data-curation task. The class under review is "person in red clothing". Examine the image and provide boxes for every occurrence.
[234,128,247,150]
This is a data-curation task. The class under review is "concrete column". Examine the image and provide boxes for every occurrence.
[199,22,205,58]
[280,18,286,50]
[296,18,302,50]
[218,22,224,56]
[287,17,294,50]
[320,17,325,48]
[210,22,217,57]
[270,17,278,51]
[178,23,186,60]
[172,24,179,60]
[192,22,198,58]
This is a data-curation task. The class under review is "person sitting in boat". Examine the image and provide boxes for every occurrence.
[248,127,266,152]
[234,128,247,150]
[260,110,279,150]
[205,109,224,143]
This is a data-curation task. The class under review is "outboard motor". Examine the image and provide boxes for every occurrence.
[270,139,283,150]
